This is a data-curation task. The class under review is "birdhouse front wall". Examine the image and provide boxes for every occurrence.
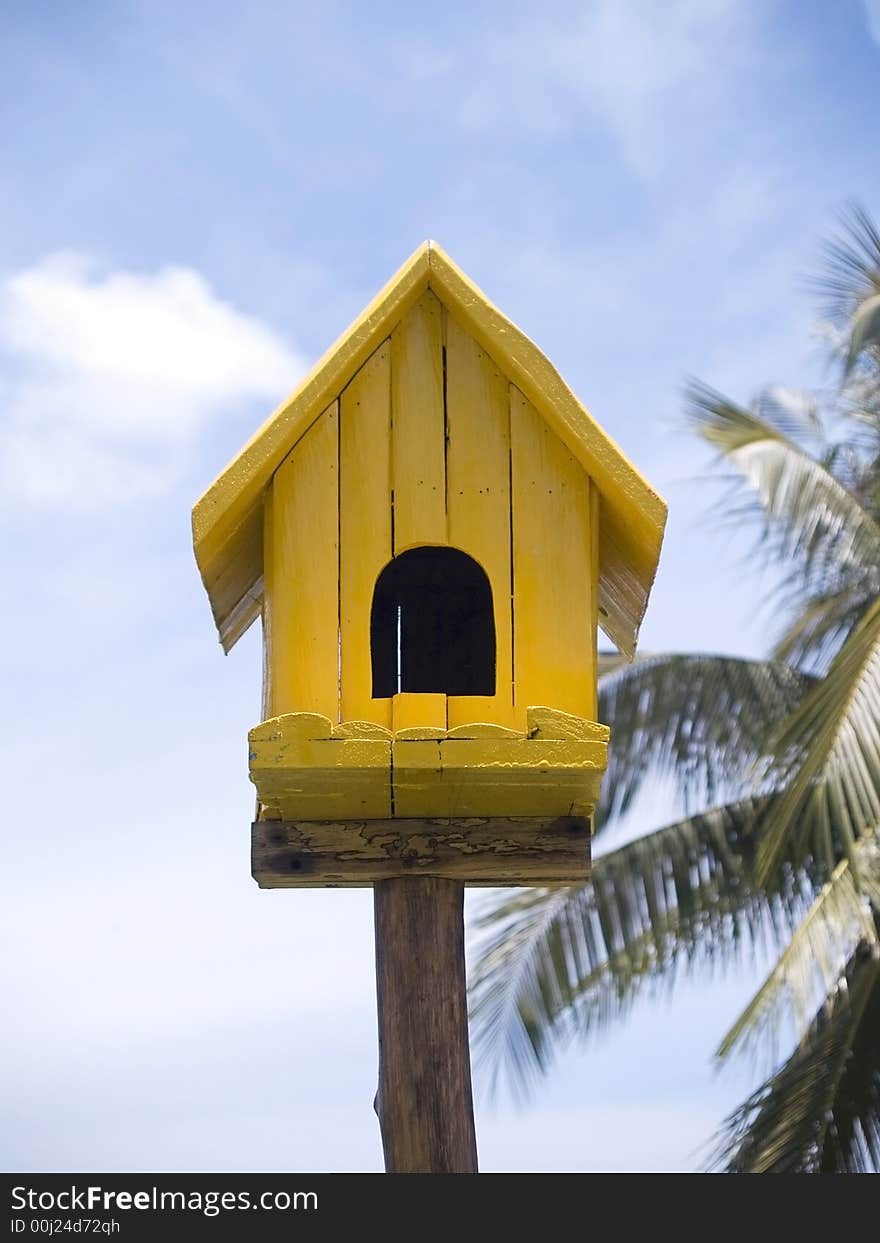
[262,289,599,735]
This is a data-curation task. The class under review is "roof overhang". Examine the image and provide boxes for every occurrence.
[192,241,667,659]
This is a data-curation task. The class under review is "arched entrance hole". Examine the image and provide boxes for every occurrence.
[370,546,496,698]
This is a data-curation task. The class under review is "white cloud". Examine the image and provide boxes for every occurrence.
[864,1,880,45]
[0,253,305,509]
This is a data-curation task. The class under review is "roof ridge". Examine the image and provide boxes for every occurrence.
[192,243,666,658]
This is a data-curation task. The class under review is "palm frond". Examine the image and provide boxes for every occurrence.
[757,597,880,884]
[818,204,880,328]
[716,848,880,1067]
[772,583,874,671]
[684,381,880,589]
[845,294,880,376]
[596,654,811,825]
[713,934,880,1173]
[469,799,805,1099]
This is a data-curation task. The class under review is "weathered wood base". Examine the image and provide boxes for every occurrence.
[374,877,478,1173]
[252,815,591,887]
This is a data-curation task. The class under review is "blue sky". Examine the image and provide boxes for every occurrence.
[2,0,880,1173]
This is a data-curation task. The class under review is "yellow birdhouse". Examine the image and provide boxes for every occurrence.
[193,242,666,887]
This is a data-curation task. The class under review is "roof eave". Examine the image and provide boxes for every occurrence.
[193,240,667,660]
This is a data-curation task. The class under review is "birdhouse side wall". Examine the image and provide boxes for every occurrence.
[262,402,340,722]
[262,290,598,730]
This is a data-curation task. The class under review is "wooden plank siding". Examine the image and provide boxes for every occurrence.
[194,243,666,664]
[391,290,447,552]
[589,478,600,721]
[266,402,340,719]
[261,480,276,720]
[510,385,593,725]
[339,340,393,727]
[262,303,597,739]
[444,311,515,728]
[390,291,447,731]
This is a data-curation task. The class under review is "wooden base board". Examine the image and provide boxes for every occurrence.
[252,815,591,888]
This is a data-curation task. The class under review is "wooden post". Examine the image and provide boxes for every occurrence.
[373,876,478,1173]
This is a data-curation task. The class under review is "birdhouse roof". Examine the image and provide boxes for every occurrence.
[192,241,667,659]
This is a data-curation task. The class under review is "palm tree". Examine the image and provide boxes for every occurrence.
[469,207,880,1173]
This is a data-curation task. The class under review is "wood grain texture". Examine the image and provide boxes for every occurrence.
[589,477,600,721]
[391,291,447,733]
[373,878,477,1173]
[391,691,446,733]
[261,479,276,720]
[425,243,666,659]
[252,816,591,886]
[340,340,392,726]
[248,710,607,823]
[391,289,446,552]
[392,736,606,818]
[193,243,432,651]
[526,704,610,741]
[193,240,667,661]
[510,385,592,725]
[444,311,514,728]
[249,723,391,820]
[268,402,340,718]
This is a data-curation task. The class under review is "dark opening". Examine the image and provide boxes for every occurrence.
[371,546,496,697]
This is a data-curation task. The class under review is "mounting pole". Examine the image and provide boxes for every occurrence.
[373,875,478,1173]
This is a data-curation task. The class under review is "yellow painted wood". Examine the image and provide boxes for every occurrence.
[444,311,514,728]
[249,713,391,819]
[261,480,276,720]
[332,720,393,740]
[391,740,442,771]
[249,711,608,822]
[339,339,392,727]
[440,738,605,768]
[510,386,593,725]
[250,712,335,741]
[445,722,523,739]
[193,240,666,660]
[192,244,432,651]
[394,726,447,740]
[390,291,447,733]
[427,244,665,658]
[253,763,391,822]
[393,781,599,820]
[391,735,607,818]
[391,290,446,551]
[589,478,600,720]
[268,403,340,719]
[392,692,446,733]
[392,738,443,818]
[527,706,610,742]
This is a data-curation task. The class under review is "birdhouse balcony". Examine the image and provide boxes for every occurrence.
[248,706,610,821]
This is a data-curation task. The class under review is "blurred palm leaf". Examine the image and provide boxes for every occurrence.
[717,846,880,1066]
[469,798,806,1098]
[685,382,880,592]
[596,654,810,824]
[714,933,880,1173]
[757,596,880,884]
[772,582,874,670]
[845,294,880,375]
[819,204,880,327]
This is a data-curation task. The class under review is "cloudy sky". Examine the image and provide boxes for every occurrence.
[3,0,880,1173]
